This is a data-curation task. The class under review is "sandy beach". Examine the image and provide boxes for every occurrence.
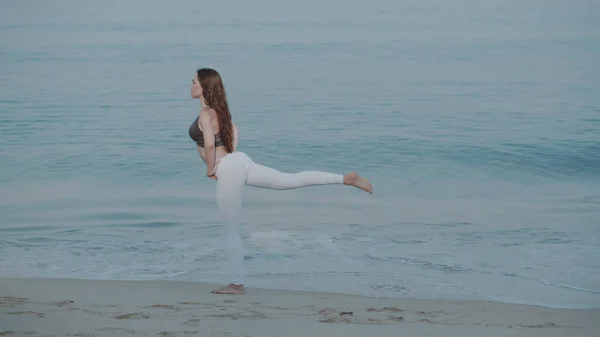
[0,278,598,337]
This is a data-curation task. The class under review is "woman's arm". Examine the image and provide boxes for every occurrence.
[198,108,217,176]
[232,123,239,151]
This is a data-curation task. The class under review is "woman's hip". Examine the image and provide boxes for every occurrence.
[215,151,251,177]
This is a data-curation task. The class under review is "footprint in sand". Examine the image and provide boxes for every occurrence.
[520,322,560,328]
[366,306,404,313]
[317,307,405,324]
[0,297,28,308]
[316,308,358,324]
[317,307,337,315]
[416,318,441,324]
[96,327,139,334]
[319,316,352,324]
[405,310,453,325]
[183,318,202,326]
[158,331,200,336]
[319,314,383,325]
[53,300,75,308]
[90,303,119,308]
[36,299,77,311]
[5,311,45,318]
[262,306,290,310]
[208,309,269,320]
[414,310,450,318]
[147,304,180,310]
[114,312,150,319]
[180,301,203,306]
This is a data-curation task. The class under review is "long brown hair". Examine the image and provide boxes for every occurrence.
[197,68,235,153]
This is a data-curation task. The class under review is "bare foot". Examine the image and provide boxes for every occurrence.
[343,171,372,194]
[211,283,245,295]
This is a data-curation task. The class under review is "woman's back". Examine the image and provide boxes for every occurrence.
[191,107,238,167]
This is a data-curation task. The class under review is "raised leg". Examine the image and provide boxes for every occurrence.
[246,159,372,193]
[246,161,343,189]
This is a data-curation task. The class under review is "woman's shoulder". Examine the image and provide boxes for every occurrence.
[199,106,216,117]
[198,107,219,124]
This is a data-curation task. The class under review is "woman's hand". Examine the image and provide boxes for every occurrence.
[207,173,217,180]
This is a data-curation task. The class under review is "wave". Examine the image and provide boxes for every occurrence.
[364,254,473,273]
[433,140,600,179]
[499,271,600,295]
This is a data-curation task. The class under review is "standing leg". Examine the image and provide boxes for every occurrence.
[211,156,247,294]
[245,155,372,193]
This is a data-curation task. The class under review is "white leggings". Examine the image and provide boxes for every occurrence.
[214,151,344,285]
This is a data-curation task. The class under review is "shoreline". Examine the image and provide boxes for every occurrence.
[2,277,599,337]
[2,275,598,311]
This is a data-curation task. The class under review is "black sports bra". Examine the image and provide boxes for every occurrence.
[188,116,224,148]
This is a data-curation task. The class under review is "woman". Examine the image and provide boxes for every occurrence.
[189,68,372,294]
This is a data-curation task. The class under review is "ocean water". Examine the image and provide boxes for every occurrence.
[1,0,599,309]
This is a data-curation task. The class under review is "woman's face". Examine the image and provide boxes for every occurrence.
[190,74,203,99]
